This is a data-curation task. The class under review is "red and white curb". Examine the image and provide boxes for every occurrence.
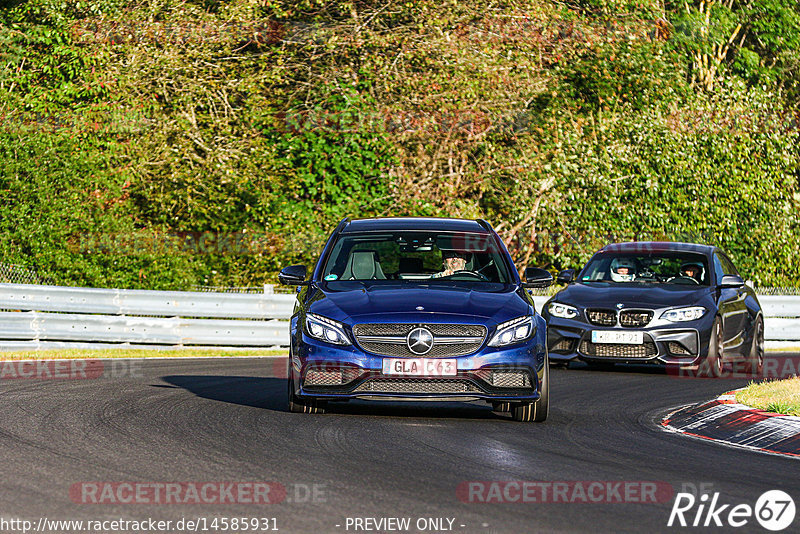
[661,390,800,458]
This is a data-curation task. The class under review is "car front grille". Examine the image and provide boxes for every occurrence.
[579,340,658,359]
[586,309,617,326]
[619,310,653,327]
[352,323,487,358]
[352,378,481,394]
[586,309,654,328]
[354,324,486,337]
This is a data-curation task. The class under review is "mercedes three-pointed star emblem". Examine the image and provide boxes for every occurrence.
[407,327,434,355]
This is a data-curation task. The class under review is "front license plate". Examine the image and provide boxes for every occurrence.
[591,330,644,344]
[382,358,458,376]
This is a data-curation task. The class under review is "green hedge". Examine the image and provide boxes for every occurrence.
[0,0,798,288]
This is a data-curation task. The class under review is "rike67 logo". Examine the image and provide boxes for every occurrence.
[668,490,796,531]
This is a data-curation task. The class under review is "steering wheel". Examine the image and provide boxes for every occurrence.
[667,276,700,285]
[449,270,490,281]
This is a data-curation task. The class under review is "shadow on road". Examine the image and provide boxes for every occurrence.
[160,375,504,420]
[161,375,287,411]
[565,361,668,375]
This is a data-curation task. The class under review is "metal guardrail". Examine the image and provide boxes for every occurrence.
[0,312,287,345]
[0,283,293,351]
[0,283,296,319]
[0,283,798,352]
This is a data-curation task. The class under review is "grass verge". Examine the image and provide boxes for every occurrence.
[767,346,800,353]
[735,376,800,416]
[0,349,287,360]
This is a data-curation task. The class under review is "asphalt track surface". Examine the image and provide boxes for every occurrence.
[1,357,799,534]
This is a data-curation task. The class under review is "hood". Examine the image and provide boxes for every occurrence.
[307,281,531,326]
[552,281,712,309]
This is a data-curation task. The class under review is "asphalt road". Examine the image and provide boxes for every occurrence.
[1,357,799,534]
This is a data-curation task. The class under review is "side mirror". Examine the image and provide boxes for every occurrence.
[719,274,744,289]
[556,269,575,285]
[278,265,309,286]
[523,267,553,289]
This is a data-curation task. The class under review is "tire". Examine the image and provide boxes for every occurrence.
[511,402,535,422]
[512,357,549,422]
[700,316,725,378]
[745,316,765,376]
[491,402,511,412]
[287,373,326,414]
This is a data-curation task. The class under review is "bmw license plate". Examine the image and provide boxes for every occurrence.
[382,358,457,376]
[591,331,644,344]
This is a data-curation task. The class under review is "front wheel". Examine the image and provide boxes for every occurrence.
[745,316,765,376]
[288,374,326,414]
[512,358,549,422]
[700,317,725,378]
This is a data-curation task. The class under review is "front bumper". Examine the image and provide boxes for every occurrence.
[289,332,547,403]
[546,314,714,366]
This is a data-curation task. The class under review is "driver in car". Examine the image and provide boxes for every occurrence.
[679,262,704,283]
[432,250,467,278]
[609,257,637,282]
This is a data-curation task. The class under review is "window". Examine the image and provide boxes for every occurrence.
[579,252,710,285]
[718,253,739,277]
[712,254,725,284]
[322,232,511,283]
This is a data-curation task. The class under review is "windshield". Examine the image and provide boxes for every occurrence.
[580,252,710,286]
[321,232,512,283]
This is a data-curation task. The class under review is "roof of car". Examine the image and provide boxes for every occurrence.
[341,217,490,234]
[599,241,716,255]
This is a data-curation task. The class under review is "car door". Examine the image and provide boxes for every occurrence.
[714,252,748,350]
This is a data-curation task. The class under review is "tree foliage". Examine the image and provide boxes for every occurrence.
[0,0,798,288]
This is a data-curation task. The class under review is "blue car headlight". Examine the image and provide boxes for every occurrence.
[660,306,706,322]
[548,302,579,319]
[305,313,352,345]
[488,316,535,347]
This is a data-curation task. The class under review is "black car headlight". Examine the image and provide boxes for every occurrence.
[305,313,352,345]
[488,316,535,347]
[660,306,706,322]
[548,302,579,319]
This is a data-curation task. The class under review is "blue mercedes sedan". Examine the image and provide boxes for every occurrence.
[279,217,553,422]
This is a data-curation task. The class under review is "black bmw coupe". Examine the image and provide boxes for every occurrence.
[543,242,764,377]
